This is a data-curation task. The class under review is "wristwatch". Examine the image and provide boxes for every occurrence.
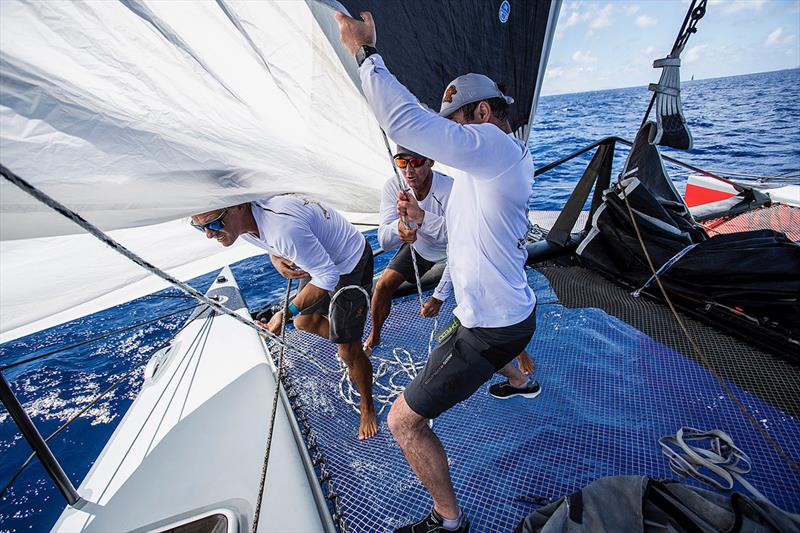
[355,45,378,67]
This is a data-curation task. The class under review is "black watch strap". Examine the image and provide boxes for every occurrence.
[355,45,378,67]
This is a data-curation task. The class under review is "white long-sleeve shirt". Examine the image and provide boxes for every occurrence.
[377,170,453,263]
[360,54,535,328]
[241,195,365,292]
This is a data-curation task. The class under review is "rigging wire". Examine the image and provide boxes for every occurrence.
[252,278,292,533]
[617,169,800,476]
[0,308,203,499]
[0,303,201,372]
[0,164,303,358]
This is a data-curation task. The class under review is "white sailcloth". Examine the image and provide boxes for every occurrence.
[0,0,389,338]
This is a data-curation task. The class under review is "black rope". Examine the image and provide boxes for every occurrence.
[0,163,298,354]
[252,278,292,533]
[0,304,201,372]
[0,310,202,499]
[138,294,197,300]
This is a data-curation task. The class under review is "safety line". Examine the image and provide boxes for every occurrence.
[1,304,201,371]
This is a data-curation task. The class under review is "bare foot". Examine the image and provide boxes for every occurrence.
[358,405,378,440]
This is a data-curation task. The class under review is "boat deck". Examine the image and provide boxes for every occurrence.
[273,265,800,532]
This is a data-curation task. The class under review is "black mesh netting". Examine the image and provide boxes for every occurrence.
[270,264,800,532]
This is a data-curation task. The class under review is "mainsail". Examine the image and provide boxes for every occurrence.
[0,0,559,339]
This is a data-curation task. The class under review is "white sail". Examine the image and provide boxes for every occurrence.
[0,0,390,338]
[0,0,391,241]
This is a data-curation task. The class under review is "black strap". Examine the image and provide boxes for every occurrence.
[546,141,614,246]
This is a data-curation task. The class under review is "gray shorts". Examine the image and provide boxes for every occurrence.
[297,238,373,344]
[387,243,437,282]
[404,308,537,419]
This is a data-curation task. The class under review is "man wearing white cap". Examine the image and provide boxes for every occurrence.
[338,12,538,533]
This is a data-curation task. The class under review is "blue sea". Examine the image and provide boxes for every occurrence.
[1,68,799,532]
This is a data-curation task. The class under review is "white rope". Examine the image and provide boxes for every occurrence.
[659,427,770,503]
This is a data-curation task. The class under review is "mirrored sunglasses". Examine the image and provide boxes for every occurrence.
[394,157,427,169]
[191,208,228,233]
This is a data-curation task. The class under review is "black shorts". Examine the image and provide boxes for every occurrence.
[297,239,373,344]
[386,243,437,282]
[404,308,537,419]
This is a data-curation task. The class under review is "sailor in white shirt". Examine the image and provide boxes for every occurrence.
[190,195,379,440]
[366,144,454,351]
[338,12,539,532]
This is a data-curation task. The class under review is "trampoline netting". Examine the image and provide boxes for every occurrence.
[271,266,800,532]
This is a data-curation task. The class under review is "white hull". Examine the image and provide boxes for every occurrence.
[54,267,324,532]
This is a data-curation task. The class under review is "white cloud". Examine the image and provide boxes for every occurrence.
[589,4,614,29]
[766,27,784,46]
[684,44,708,64]
[708,0,766,14]
[765,27,795,47]
[572,50,598,65]
[624,5,641,16]
[641,46,657,56]
[635,15,657,28]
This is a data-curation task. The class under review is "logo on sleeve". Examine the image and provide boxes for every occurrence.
[443,85,458,103]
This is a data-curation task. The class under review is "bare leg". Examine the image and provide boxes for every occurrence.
[498,358,529,388]
[388,394,460,520]
[293,312,329,339]
[365,269,406,351]
[339,341,378,440]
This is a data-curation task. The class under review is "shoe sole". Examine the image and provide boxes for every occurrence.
[489,387,542,400]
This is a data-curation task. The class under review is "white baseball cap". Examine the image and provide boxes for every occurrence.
[438,73,514,117]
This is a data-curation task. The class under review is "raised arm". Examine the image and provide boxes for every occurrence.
[358,55,520,179]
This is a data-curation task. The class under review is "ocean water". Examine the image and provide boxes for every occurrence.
[1,69,799,532]
[530,68,800,210]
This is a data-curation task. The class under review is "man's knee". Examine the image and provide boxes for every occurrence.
[293,313,317,333]
[388,395,424,441]
[338,341,365,366]
[374,269,405,299]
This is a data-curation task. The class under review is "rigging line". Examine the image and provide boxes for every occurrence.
[176,314,214,421]
[252,278,292,533]
[0,312,199,499]
[376,129,425,306]
[138,294,197,300]
[0,304,202,372]
[617,177,800,476]
[0,164,301,357]
[95,310,214,505]
[145,312,215,455]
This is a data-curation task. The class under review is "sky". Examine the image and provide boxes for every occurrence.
[542,0,800,95]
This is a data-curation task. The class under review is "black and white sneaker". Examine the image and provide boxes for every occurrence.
[394,509,470,533]
[488,379,541,400]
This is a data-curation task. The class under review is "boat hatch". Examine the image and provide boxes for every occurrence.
[149,508,237,533]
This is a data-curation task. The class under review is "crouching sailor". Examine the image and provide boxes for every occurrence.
[366,144,453,352]
[190,195,378,440]
[339,11,538,531]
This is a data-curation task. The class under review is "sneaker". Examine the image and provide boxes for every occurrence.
[394,509,470,533]
[489,379,541,399]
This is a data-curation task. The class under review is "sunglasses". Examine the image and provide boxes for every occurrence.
[191,208,228,233]
[394,156,427,169]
